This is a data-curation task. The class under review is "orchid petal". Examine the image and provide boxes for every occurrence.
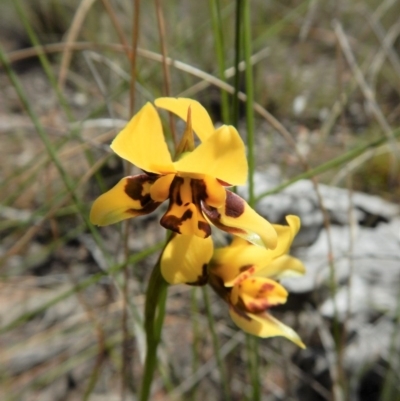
[231,277,288,312]
[203,191,277,249]
[149,174,175,202]
[256,254,306,279]
[201,175,226,208]
[155,97,214,142]
[110,103,175,175]
[90,175,160,226]
[161,235,213,284]
[160,177,211,238]
[174,125,247,186]
[269,215,301,259]
[210,237,270,286]
[229,309,305,348]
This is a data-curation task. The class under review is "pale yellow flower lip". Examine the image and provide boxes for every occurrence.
[160,234,213,285]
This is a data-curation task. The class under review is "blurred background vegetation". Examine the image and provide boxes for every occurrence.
[0,0,400,400]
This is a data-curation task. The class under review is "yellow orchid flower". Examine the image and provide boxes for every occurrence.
[90,97,277,249]
[209,215,306,348]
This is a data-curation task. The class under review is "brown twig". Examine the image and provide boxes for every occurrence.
[101,0,131,59]
[58,0,97,90]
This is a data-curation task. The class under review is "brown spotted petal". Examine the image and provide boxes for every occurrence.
[160,176,212,238]
[202,190,278,249]
[90,174,161,226]
[231,276,288,313]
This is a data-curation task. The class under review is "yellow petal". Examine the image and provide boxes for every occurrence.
[203,191,277,249]
[202,176,226,208]
[231,277,288,312]
[256,254,306,279]
[174,125,247,186]
[161,234,213,284]
[155,97,215,142]
[149,174,175,202]
[229,309,305,348]
[90,175,160,226]
[110,103,175,175]
[269,215,301,259]
[210,237,270,286]
[160,177,211,238]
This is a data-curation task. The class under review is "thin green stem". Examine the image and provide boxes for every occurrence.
[209,0,230,124]
[232,0,243,126]
[189,288,201,401]
[255,128,400,202]
[246,334,261,401]
[202,286,231,400]
[243,4,260,399]
[140,260,169,401]
[243,0,255,207]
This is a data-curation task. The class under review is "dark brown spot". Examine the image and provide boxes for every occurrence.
[191,179,208,203]
[187,264,209,286]
[125,174,157,207]
[239,264,253,273]
[160,209,193,233]
[201,203,220,219]
[198,221,211,237]
[202,203,246,235]
[182,209,193,220]
[126,201,161,216]
[160,215,182,233]
[171,176,184,206]
[225,191,245,218]
[230,304,251,321]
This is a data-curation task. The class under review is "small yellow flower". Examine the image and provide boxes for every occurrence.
[209,215,306,348]
[162,215,306,347]
[90,98,277,249]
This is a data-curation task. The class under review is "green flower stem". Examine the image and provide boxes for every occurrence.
[140,260,169,401]
[209,0,230,124]
[255,127,400,202]
[243,3,260,399]
[232,0,243,126]
[243,0,255,208]
[189,288,201,401]
[246,334,260,401]
[202,286,231,400]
